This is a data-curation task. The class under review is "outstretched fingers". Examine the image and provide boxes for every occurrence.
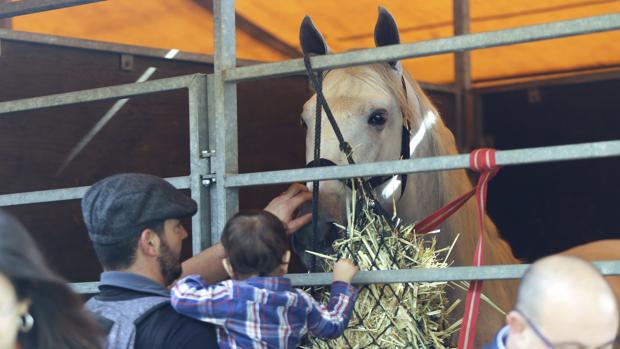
[281,182,310,198]
[265,183,313,234]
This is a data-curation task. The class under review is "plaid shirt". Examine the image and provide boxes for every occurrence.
[171,275,358,349]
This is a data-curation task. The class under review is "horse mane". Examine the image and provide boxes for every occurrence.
[339,63,518,266]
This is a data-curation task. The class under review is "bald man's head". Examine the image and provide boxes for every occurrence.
[506,255,618,349]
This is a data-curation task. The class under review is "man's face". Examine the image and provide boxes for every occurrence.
[158,218,188,286]
[0,274,25,349]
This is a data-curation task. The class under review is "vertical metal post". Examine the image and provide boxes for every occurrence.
[212,0,238,244]
[188,75,211,254]
[0,0,11,28]
[453,0,475,150]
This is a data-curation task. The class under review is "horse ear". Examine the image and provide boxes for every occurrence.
[374,6,400,69]
[300,16,330,56]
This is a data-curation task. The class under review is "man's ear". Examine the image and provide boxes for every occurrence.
[138,229,160,257]
[222,258,235,279]
[16,299,30,317]
[506,310,527,334]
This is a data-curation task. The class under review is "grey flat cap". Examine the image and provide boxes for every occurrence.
[82,173,197,244]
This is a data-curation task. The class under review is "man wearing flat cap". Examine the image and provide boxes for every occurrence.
[82,173,311,349]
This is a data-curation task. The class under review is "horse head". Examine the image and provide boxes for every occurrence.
[293,7,445,269]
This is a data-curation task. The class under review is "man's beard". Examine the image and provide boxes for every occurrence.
[158,239,182,286]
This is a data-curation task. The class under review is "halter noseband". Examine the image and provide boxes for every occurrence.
[305,124,410,197]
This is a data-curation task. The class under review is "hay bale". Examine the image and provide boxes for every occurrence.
[303,188,460,348]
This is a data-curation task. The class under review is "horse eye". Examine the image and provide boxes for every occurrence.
[368,110,387,126]
[300,118,308,129]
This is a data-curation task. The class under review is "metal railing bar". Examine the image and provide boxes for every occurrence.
[225,140,620,188]
[211,0,240,243]
[225,14,620,83]
[188,76,211,255]
[473,68,620,94]
[288,260,620,286]
[0,176,190,207]
[0,0,103,19]
[0,74,199,115]
[69,260,620,293]
[70,282,100,294]
[0,28,215,63]
[0,29,263,66]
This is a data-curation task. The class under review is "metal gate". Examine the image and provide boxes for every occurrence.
[1,0,620,322]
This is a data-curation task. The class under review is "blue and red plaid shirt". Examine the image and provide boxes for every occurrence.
[171,275,357,349]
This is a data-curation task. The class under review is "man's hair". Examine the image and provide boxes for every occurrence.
[515,255,606,321]
[92,220,165,270]
[221,210,288,277]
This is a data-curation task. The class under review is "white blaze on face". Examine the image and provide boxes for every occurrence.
[379,176,401,201]
[379,109,437,200]
[410,109,437,157]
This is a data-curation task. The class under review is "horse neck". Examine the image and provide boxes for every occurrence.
[397,81,518,266]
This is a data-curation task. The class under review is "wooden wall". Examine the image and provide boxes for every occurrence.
[0,39,310,281]
[0,38,455,282]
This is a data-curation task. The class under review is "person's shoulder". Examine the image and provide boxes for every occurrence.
[135,303,218,349]
[482,326,508,349]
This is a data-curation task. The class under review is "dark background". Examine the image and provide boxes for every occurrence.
[484,79,620,261]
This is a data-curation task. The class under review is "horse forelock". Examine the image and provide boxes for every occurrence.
[324,64,420,129]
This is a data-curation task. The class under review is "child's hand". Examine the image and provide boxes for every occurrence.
[333,259,358,284]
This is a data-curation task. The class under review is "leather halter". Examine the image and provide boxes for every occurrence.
[304,73,412,199]
[305,124,410,197]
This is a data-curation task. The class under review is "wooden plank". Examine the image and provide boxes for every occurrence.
[0,0,11,29]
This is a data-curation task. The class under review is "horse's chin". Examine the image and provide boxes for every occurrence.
[291,217,343,272]
[291,181,349,271]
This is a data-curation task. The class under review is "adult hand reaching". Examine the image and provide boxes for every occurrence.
[265,183,312,235]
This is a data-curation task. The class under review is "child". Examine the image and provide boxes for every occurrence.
[171,209,358,349]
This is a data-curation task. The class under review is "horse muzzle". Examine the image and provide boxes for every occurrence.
[291,217,342,271]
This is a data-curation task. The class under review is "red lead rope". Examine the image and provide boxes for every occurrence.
[414,148,500,349]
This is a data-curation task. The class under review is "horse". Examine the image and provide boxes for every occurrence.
[292,7,620,346]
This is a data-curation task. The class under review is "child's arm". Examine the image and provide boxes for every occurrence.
[170,275,232,325]
[301,259,359,338]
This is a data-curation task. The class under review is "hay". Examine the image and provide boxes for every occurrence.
[303,186,461,349]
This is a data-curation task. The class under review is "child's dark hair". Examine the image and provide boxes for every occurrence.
[221,210,289,277]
